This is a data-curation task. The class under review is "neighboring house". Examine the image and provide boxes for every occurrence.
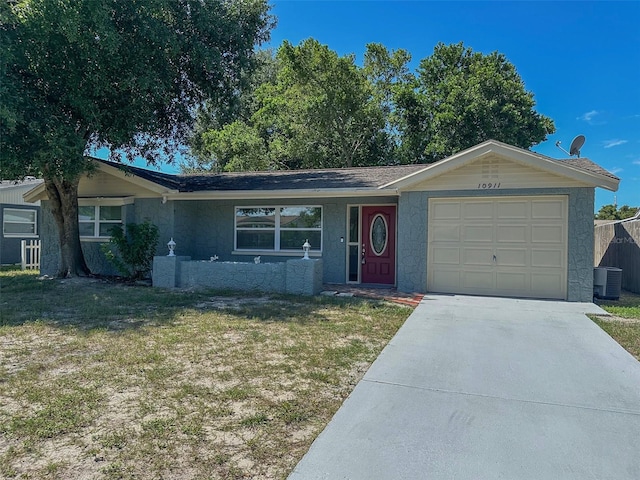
[0,177,43,265]
[25,140,619,301]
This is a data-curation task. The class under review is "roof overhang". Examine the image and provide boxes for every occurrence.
[164,188,399,201]
[23,159,180,203]
[23,183,46,203]
[382,140,620,192]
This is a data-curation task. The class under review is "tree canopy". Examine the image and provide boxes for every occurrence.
[595,204,639,221]
[186,39,389,172]
[188,41,555,171]
[1,0,271,275]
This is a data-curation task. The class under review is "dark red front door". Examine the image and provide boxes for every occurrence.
[361,206,396,285]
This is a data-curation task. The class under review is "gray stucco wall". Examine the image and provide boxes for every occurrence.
[160,196,395,285]
[40,195,395,284]
[39,187,595,301]
[396,187,595,302]
[39,199,169,276]
[567,188,595,302]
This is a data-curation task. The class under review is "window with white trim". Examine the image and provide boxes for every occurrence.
[3,208,37,237]
[79,205,122,238]
[235,206,322,252]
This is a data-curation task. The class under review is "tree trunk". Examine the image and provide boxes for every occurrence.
[44,176,91,277]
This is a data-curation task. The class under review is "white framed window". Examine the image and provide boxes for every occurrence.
[3,208,37,237]
[79,205,122,238]
[235,206,322,252]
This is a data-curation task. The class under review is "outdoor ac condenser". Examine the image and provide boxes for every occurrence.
[593,267,623,300]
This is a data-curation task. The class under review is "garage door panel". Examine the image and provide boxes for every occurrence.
[531,249,563,267]
[496,225,527,243]
[463,271,494,289]
[463,248,493,266]
[432,247,460,265]
[432,202,461,220]
[497,201,528,219]
[432,224,460,242]
[463,225,493,242]
[495,248,528,267]
[496,271,527,291]
[463,202,493,220]
[532,200,564,219]
[531,272,564,297]
[428,196,567,300]
[531,225,564,243]
[431,270,461,290]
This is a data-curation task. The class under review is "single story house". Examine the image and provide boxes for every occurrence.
[25,140,619,301]
[1,177,43,265]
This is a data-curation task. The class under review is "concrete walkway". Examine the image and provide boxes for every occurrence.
[289,295,640,480]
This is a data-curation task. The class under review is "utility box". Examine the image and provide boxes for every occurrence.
[593,267,623,300]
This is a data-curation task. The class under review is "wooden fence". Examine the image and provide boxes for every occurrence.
[21,239,41,271]
[594,219,640,294]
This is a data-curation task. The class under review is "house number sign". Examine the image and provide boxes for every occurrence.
[477,182,501,189]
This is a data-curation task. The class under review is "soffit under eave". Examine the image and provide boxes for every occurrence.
[23,165,178,203]
[92,161,178,195]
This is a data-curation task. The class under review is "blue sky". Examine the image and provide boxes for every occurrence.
[124,0,640,212]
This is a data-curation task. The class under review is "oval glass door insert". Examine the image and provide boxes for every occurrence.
[370,214,388,256]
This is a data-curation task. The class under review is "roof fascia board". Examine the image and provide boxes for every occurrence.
[94,160,179,195]
[165,188,399,201]
[23,161,179,203]
[383,140,619,192]
[23,183,46,203]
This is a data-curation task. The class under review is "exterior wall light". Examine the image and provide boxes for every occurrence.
[302,239,311,260]
[167,238,176,256]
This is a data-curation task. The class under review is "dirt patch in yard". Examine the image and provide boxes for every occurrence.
[0,273,413,479]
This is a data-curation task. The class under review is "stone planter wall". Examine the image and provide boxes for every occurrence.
[152,256,323,296]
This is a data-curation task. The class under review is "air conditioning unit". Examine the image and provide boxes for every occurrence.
[593,267,622,300]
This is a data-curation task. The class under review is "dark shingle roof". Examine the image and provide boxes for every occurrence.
[95,158,426,192]
[95,152,618,193]
[177,165,426,191]
[561,158,619,180]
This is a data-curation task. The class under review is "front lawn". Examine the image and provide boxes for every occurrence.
[0,270,412,479]
[593,290,640,361]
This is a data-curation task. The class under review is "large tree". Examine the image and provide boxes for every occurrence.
[190,41,555,171]
[0,0,271,276]
[403,42,555,163]
[188,39,390,172]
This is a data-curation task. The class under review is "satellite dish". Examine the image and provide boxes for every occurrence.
[569,135,586,157]
[555,134,586,158]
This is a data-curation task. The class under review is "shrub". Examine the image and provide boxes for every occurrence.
[101,221,159,280]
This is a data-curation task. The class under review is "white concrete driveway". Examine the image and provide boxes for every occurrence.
[289,295,640,480]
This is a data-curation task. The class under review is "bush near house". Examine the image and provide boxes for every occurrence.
[101,221,159,280]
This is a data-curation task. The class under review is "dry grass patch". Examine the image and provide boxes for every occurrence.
[0,270,412,479]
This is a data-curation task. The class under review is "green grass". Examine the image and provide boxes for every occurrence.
[593,291,640,361]
[0,269,412,479]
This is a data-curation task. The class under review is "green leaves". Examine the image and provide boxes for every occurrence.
[595,204,639,220]
[414,42,555,162]
[189,39,390,172]
[190,40,554,171]
[1,0,271,274]
[1,0,272,178]
[102,221,160,280]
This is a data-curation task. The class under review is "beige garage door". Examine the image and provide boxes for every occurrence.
[428,196,568,299]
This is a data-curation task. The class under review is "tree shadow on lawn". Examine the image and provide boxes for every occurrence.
[0,273,380,331]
